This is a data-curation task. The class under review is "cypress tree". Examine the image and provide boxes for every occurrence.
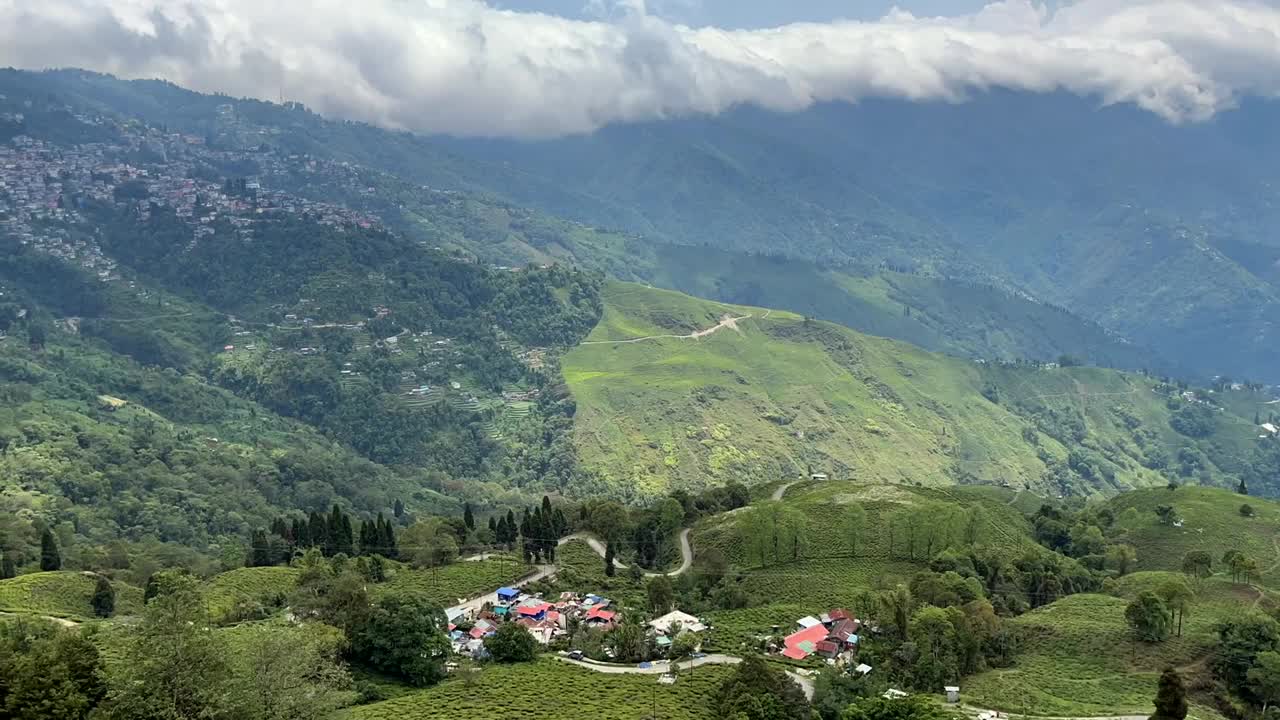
[358,521,373,556]
[505,510,516,540]
[541,496,553,523]
[338,514,355,556]
[604,541,616,577]
[249,530,272,567]
[394,499,405,518]
[326,505,345,557]
[39,528,60,571]
[1238,478,1249,495]
[308,511,326,549]
[91,575,115,618]
[0,555,15,580]
[1151,666,1188,720]
[464,503,475,531]
[553,508,568,538]
[488,516,498,535]
[496,516,510,548]
[382,518,397,560]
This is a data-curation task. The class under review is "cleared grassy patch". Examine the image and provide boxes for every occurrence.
[372,557,532,608]
[342,658,731,720]
[202,566,301,620]
[0,571,142,620]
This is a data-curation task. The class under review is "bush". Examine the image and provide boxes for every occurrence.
[1240,504,1255,518]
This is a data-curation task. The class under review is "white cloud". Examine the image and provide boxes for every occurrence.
[1,0,1279,137]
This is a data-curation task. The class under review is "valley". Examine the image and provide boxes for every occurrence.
[1,67,1280,720]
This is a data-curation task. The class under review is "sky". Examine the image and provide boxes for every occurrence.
[1,0,1279,138]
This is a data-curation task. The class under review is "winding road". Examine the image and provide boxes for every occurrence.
[558,528,693,577]
[771,480,803,501]
[579,313,751,345]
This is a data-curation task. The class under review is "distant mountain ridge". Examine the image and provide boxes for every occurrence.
[0,68,1177,377]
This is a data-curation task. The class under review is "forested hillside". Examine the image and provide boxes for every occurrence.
[0,69,1215,380]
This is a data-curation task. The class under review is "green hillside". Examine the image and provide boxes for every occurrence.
[1106,486,1280,586]
[562,282,1252,499]
[0,571,142,620]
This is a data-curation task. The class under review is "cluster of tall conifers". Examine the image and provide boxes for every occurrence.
[486,496,569,564]
[247,504,399,567]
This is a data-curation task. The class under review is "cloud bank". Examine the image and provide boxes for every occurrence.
[2,0,1280,137]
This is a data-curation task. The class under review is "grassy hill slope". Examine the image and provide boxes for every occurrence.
[1106,486,1280,586]
[0,571,143,620]
[563,282,1251,499]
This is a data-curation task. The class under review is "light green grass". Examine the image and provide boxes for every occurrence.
[0,571,142,620]
[341,658,731,720]
[372,558,531,608]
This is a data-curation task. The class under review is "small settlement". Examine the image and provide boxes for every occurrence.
[446,586,708,662]
[775,608,865,666]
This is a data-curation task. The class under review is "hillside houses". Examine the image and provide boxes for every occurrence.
[779,609,862,663]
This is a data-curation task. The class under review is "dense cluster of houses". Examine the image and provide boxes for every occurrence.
[779,609,864,664]
[0,102,380,284]
[447,587,621,657]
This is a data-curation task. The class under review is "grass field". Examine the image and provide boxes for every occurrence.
[563,282,1251,500]
[0,571,142,620]
[1106,486,1280,587]
[964,574,1263,717]
[372,557,532,608]
[342,658,732,720]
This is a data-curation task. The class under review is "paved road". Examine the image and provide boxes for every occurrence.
[556,654,814,700]
[559,528,693,577]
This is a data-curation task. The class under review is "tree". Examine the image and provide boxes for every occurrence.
[0,554,14,580]
[1212,614,1280,690]
[1239,478,1250,495]
[909,606,959,690]
[40,529,60,571]
[1250,651,1280,713]
[1155,505,1180,526]
[350,595,451,686]
[484,622,539,663]
[714,653,811,720]
[1155,578,1192,637]
[648,575,675,615]
[1181,551,1212,579]
[100,576,233,719]
[463,503,475,532]
[604,540,616,577]
[1242,504,1257,518]
[0,619,106,720]
[91,575,115,618]
[1107,544,1138,576]
[228,624,352,720]
[1125,591,1172,643]
[844,505,867,557]
[401,519,459,569]
[1150,666,1188,720]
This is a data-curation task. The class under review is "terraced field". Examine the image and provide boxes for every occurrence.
[373,556,531,608]
[342,658,731,720]
[202,566,301,620]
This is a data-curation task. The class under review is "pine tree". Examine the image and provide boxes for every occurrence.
[488,516,498,535]
[249,530,272,567]
[40,528,60,571]
[394,499,405,518]
[382,518,398,560]
[338,514,354,556]
[0,554,15,580]
[91,575,115,617]
[464,503,475,532]
[505,510,516,540]
[553,508,568,538]
[604,541,616,577]
[496,516,510,548]
[1238,478,1250,495]
[1151,666,1188,719]
[326,505,345,557]
[308,511,326,549]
